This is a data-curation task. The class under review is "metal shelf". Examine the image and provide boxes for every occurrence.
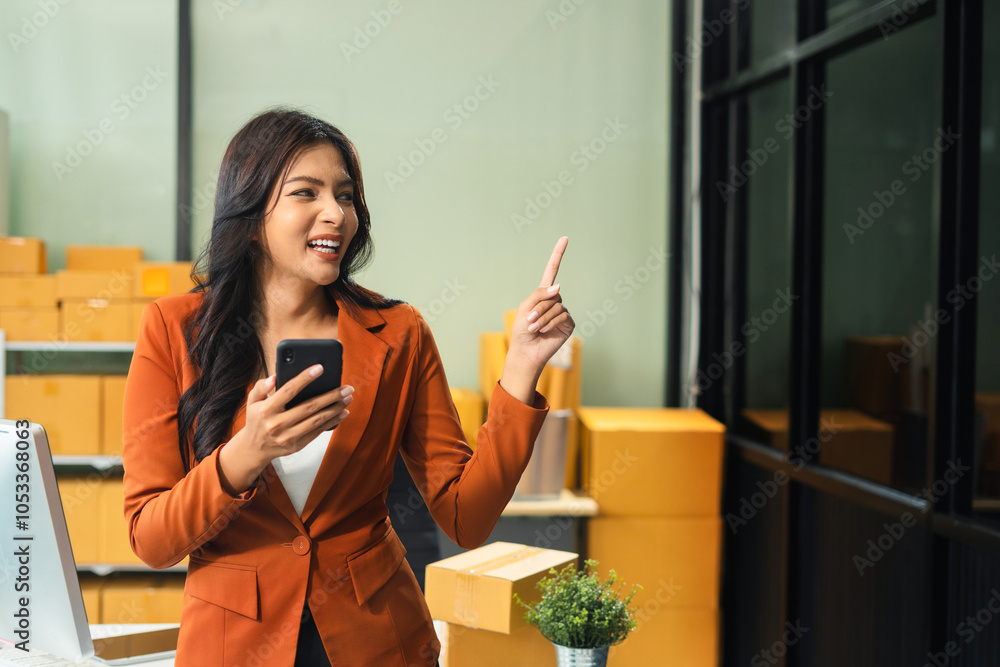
[5,340,135,353]
[53,455,124,473]
[77,563,187,576]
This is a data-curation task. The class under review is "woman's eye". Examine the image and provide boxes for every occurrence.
[291,189,315,197]
[338,193,355,203]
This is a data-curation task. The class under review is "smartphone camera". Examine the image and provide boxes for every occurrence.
[283,348,294,364]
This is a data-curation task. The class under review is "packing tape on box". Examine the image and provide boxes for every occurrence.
[453,546,545,627]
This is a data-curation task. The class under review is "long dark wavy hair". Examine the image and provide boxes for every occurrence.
[177,107,404,469]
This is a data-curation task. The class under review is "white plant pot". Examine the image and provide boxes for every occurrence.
[553,643,610,667]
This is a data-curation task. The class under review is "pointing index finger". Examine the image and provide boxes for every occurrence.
[539,236,568,288]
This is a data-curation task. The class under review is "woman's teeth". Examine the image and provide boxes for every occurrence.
[308,240,340,254]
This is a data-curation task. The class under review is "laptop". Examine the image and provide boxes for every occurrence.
[0,420,178,666]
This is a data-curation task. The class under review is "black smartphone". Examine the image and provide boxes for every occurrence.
[275,339,344,411]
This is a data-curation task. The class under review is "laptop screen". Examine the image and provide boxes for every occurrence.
[0,419,93,660]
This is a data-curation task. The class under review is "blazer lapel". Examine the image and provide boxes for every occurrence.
[300,294,390,524]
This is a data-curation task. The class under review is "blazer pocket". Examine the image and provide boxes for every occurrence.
[186,555,260,620]
[347,526,408,606]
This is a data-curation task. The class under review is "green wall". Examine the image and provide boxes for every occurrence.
[0,0,177,264]
[0,1,670,408]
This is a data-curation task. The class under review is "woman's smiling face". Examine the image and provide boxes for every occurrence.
[258,142,359,290]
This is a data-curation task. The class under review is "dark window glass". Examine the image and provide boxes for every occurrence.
[974,0,1000,519]
[747,0,795,68]
[738,79,794,445]
[819,17,941,491]
[826,0,882,27]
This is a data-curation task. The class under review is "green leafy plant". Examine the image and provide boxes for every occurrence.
[513,559,642,649]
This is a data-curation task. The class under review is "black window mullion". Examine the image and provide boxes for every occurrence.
[667,0,688,408]
[786,51,826,667]
[931,0,983,655]
[697,101,730,421]
[730,96,749,425]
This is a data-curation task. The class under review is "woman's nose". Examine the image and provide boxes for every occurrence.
[320,195,346,224]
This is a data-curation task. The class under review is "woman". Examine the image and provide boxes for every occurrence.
[121,107,574,666]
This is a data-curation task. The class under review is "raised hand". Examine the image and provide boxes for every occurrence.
[505,236,575,383]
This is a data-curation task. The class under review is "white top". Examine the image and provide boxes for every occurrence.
[271,430,331,515]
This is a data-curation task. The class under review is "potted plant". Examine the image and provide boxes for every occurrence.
[514,559,642,667]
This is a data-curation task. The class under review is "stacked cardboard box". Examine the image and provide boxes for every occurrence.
[426,542,577,667]
[579,407,724,666]
[100,576,185,624]
[57,475,142,566]
[0,238,56,340]
[5,374,128,455]
[0,242,198,342]
[129,261,199,338]
[480,311,583,488]
[450,387,485,450]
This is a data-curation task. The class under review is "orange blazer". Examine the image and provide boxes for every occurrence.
[121,291,550,666]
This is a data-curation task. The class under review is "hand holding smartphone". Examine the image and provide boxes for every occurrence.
[276,340,344,420]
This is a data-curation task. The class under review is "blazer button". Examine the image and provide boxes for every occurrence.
[292,536,311,555]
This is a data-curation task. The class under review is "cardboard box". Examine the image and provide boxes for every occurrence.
[0,237,46,273]
[132,261,197,298]
[101,479,142,565]
[441,623,556,667]
[57,476,102,563]
[0,307,59,341]
[607,607,719,667]
[129,299,153,339]
[578,408,724,517]
[79,576,103,625]
[479,332,507,403]
[425,542,577,634]
[66,245,143,273]
[587,517,721,608]
[102,375,128,455]
[742,408,895,485]
[845,336,909,422]
[101,576,185,624]
[55,269,132,301]
[0,275,56,307]
[450,387,485,450]
[5,375,101,454]
[977,393,1000,494]
[61,299,132,342]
